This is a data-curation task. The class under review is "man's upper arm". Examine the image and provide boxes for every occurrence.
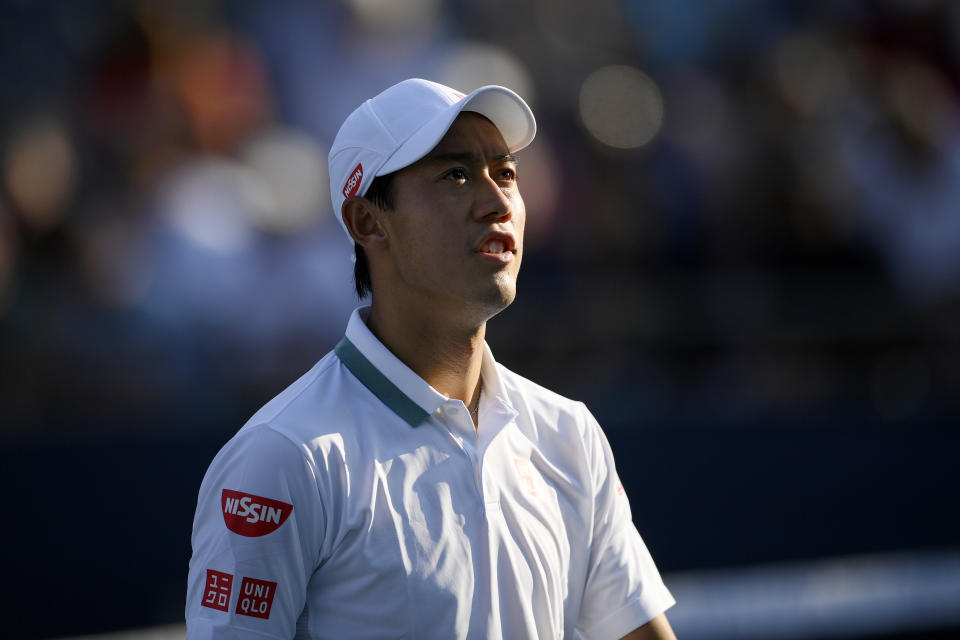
[185,425,324,639]
[575,406,675,640]
[619,613,678,640]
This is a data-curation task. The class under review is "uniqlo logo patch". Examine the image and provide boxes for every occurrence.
[236,576,277,619]
[201,569,233,612]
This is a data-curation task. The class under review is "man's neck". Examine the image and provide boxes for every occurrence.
[365,300,485,408]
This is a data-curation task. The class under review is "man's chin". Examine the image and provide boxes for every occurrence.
[477,279,517,316]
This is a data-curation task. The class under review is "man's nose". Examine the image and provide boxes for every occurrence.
[473,172,513,222]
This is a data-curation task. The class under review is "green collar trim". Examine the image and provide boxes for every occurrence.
[334,338,429,428]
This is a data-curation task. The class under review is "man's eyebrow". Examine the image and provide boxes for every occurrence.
[424,151,519,165]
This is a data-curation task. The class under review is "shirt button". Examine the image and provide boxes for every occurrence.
[444,405,459,417]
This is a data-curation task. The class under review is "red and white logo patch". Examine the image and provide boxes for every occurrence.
[236,576,277,619]
[342,163,363,198]
[201,569,233,612]
[221,489,293,537]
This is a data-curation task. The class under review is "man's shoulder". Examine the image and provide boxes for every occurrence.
[496,361,592,426]
[248,348,336,413]
[235,347,362,448]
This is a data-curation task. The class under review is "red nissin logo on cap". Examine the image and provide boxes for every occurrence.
[343,163,363,198]
[221,489,293,537]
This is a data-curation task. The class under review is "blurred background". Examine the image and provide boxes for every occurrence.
[1,0,958,638]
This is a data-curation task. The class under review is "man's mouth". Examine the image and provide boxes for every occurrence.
[478,239,508,254]
[475,233,516,255]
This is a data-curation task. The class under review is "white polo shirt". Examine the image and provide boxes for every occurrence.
[186,308,674,639]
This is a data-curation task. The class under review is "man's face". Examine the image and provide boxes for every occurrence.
[377,112,526,318]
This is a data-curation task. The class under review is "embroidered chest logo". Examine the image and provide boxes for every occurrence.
[514,458,538,496]
[221,489,293,537]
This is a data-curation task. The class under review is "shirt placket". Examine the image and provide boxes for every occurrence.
[435,398,513,516]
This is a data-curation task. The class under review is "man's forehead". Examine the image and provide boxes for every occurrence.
[421,150,518,168]
[423,113,512,162]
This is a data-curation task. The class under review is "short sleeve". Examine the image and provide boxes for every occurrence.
[575,407,675,640]
[186,425,325,639]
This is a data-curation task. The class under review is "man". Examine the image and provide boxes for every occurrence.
[186,78,676,639]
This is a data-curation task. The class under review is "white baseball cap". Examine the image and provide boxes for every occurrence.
[328,78,537,240]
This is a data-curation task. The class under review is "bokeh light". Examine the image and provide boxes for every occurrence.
[170,34,271,152]
[160,158,265,253]
[241,126,329,234]
[579,65,664,149]
[345,0,441,33]
[884,56,957,147]
[3,117,76,232]
[774,33,850,117]
[436,42,535,106]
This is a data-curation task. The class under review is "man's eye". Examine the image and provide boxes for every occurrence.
[446,168,467,182]
[500,168,517,181]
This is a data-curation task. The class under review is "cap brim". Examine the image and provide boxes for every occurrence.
[378,85,536,176]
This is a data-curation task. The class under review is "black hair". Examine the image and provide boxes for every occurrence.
[353,171,396,299]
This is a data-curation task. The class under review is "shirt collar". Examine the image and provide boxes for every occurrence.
[478,340,518,423]
[336,306,516,428]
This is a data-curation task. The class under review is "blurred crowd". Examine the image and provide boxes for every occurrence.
[2,0,959,439]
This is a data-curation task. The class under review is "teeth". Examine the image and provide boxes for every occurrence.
[483,240,506,253]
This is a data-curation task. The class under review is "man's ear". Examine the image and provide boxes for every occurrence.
[341,197,387,249]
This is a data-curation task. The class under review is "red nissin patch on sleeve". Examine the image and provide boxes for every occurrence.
[201,569,233,612]
[221,489,293,537]
[236,577,277,619]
